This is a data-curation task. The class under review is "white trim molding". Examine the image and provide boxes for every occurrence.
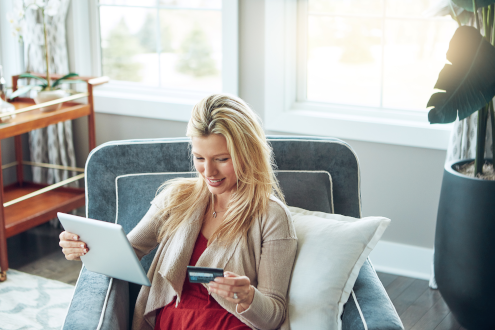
[369,240,433,280]
[263,0,452,151]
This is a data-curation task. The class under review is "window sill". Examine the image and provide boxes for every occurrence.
[92,83,215,122]
[265,102,452,151]
[93,88,452,150]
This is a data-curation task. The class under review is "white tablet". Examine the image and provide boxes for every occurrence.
[57,212,151,287]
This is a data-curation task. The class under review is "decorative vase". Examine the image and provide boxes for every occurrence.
[34,89,67,112]
[434,159,495,330]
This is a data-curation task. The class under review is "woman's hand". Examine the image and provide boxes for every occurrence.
[59,231,89,261]
[208,271,255,312]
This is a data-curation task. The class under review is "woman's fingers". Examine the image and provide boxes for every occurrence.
[59,240,88,249]
[207,272,255,310]
[59,231,79,241]
[64,253,82,261]
[59,239,84,247]
[224,271,240,278]
[209,282,245,293]
[208,284,244,300]
[213,272,250,288]
[62,247,88,255]
[61,246,88,260]
[62,247,84,260]
[209,287,242,300]
[214,276,251,286]
[59,238,89,252]
[209,272,252,304]
[59,231,89,260]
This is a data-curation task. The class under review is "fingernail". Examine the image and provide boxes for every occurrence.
[84,249,88,253]
[80,244,84,248]
[73,236,77,240]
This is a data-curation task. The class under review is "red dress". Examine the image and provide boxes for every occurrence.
[154,232,251,330]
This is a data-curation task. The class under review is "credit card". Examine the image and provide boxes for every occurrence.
[187,266,224,283]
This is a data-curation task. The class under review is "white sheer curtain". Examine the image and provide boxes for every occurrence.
[22,0,77,187]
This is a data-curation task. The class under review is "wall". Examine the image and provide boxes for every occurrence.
[71,115,189,168]
[264,131,447,249]
[350,140,445,248]
[71,1,444,280]
[72,113,446,250]
[1,0,446,279]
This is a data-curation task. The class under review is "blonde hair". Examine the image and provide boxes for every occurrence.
[155,94,285,245]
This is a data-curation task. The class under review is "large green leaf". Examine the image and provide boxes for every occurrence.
[52,79,86,88]
[427,26,495,123]
[18,73,47,84]
[54,79,85,84]
[452,0,495,11]
[9,85,38,99]
[52,73,79,88]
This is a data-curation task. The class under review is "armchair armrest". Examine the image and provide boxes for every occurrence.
[342,259,404,330]
[63,266,130,330]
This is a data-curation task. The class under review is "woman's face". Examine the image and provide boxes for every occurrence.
[192,134,238,198]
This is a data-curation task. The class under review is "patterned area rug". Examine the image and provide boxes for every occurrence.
[0,269,74,330]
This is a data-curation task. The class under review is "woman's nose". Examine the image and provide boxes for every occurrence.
[204,160,217,177]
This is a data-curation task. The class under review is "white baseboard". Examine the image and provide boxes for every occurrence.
[369,240,434,281]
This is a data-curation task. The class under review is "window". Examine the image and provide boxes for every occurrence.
[69,0,237,121]
[302,0,458,111]
[98,0,222,92]
[264,0,454,150]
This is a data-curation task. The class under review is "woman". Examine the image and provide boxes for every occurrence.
[59,94,297,330]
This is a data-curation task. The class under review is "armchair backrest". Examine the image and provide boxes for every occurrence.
[85,136,361,320]
[86,136,360,222]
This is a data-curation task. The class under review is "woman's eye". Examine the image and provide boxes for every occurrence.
[217,158,228,162]
[194,157,204,160]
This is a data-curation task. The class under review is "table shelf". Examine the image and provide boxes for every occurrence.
[0,73,109,281]
[0,98,91,139]
[4,182,85,238]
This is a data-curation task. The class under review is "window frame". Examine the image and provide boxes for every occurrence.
[264,0,452,150]
[70,0,238,122]
[0,0,24,89]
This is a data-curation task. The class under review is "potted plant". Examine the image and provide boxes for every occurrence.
[10,73,84,111]
[427,1,495,328]
[6,0,84,111]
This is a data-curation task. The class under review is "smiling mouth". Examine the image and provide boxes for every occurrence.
[207,178,225,184]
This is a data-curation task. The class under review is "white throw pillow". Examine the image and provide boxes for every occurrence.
[287,206,391,330]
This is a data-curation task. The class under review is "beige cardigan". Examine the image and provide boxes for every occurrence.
[127,192,297,330]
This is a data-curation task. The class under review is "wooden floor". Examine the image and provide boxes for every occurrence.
[6,222,466,330]
[6,221,82,285]
[377,272,466,330]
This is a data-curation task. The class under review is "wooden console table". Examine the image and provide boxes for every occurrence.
[0,74,108,281]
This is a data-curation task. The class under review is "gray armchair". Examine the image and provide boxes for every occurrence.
[62,136,403,330]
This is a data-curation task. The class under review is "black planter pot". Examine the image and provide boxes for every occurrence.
[434,159,495,330]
